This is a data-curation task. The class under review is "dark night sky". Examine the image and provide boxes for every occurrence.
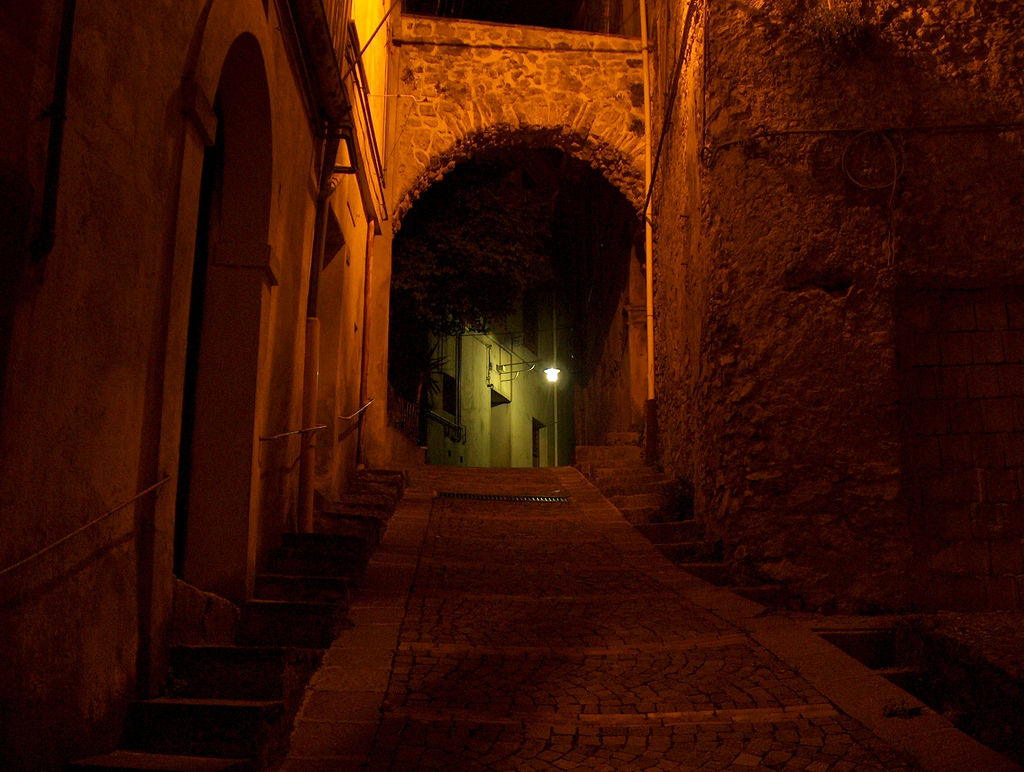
[403,0,587,31]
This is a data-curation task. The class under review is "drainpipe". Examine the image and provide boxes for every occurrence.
[29,0,78,262]
[298,135,341,534]
[639,0,658,465]
[294,0,354,533]
[356,226,374,465]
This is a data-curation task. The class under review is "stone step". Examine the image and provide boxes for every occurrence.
[357,469,406,498]
[592,466,664,484]
[337,492,395,510]
[68,750,254,771]
[343,485,399,508]
[121,699,286,765]
[609,493,667,510]
[633,520,703,544]
[655,541,707,563]
[616,505,664,525]
[733,584,795,608]
[595,479,672,498]
[166,646,323,713]
[605,432,640,445]
[266,535,369,578]
[575,445,644,464]
[676,561,733,585]
[239,600,349,649]
[315,511,384,545]
[253,573,352,604]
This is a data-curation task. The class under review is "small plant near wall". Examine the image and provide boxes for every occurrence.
[804,0,871,63]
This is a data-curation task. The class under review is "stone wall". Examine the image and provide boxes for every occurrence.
[391,15,646,224]
[651,0,1024,610]
[899,287,1024,610]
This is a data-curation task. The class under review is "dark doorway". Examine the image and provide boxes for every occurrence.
[174,117,222,578]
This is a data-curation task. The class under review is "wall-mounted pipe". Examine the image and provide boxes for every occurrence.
[298,135,340,534]
[293,0,354,533]
[639,0,657,464]
[29,0,78,262]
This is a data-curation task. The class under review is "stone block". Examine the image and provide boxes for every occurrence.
[950,399,983,436]
[936,367,969,399]
[972,331,1005,364]
[972,503,1016,539]
[989,540,1024,575]
[910,401,950,436]
[940,299,977,332]
[974,301,1009,331]
[967,365,1001,398]
[1007,301,1024,330]
[939,333,973,365]
[981,468,1019,503]
[904,333,941,367]
[906,367,937,399]
[906,436,941,470]
[998,363,1024,395]
[1003,330,1024,363]
[985,575,1019,610]
[970,434,1005,468]
[1004,433,1024,466]
[981,398,1015,433]
[937,506,974,541]
[1012,397,1024,432]
[953,540,990,575]
[938,434,972,469]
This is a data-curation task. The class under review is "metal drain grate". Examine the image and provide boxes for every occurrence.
[438,492,570,503]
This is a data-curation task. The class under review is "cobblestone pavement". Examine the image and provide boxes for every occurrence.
[362,466,920,772]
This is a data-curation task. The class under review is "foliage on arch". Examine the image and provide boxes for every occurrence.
[390,156,557,338]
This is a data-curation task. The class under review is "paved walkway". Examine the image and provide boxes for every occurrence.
[283,466,1021,772]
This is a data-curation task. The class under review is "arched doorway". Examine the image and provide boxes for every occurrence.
[175,33,274,603]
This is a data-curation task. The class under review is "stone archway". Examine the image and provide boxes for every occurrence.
[390,15,647,226]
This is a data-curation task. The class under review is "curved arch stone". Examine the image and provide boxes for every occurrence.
[391,16,646,229]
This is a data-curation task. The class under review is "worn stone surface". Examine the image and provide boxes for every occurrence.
[391,15,646,226]
[651,0,1024,610]
[353,467,920,771]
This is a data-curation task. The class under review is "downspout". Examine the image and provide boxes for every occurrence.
[639,0,657,465]
[356,226,374,465]
[298,134,341,534]
[295,0,354,533]
[29,0,78,262]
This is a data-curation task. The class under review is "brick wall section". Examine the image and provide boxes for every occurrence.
[391,15,645,226]
[899,288,1024,610]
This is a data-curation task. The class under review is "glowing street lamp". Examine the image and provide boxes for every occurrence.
[543,367,560,383]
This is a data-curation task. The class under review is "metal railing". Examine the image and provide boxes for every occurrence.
[0,475,172,578]
[388,383,420,441]
[340,397,375,420]
[260,424,328,441]
[428,410,466,444]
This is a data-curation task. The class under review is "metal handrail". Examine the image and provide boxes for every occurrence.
[0,475,172,578]
[339,397,375,420]
[259,424,328,441]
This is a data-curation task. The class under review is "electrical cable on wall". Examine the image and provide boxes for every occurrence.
[841,130,906,268]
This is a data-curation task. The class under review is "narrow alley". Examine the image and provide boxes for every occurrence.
[282,467,1015,772]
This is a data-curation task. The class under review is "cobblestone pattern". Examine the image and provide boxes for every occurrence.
[391,15,646,227]
[369,467,919,771]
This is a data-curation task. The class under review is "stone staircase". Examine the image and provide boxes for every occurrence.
[575,443,672,524]
[577,444,798,610]
[69,469,405,772]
